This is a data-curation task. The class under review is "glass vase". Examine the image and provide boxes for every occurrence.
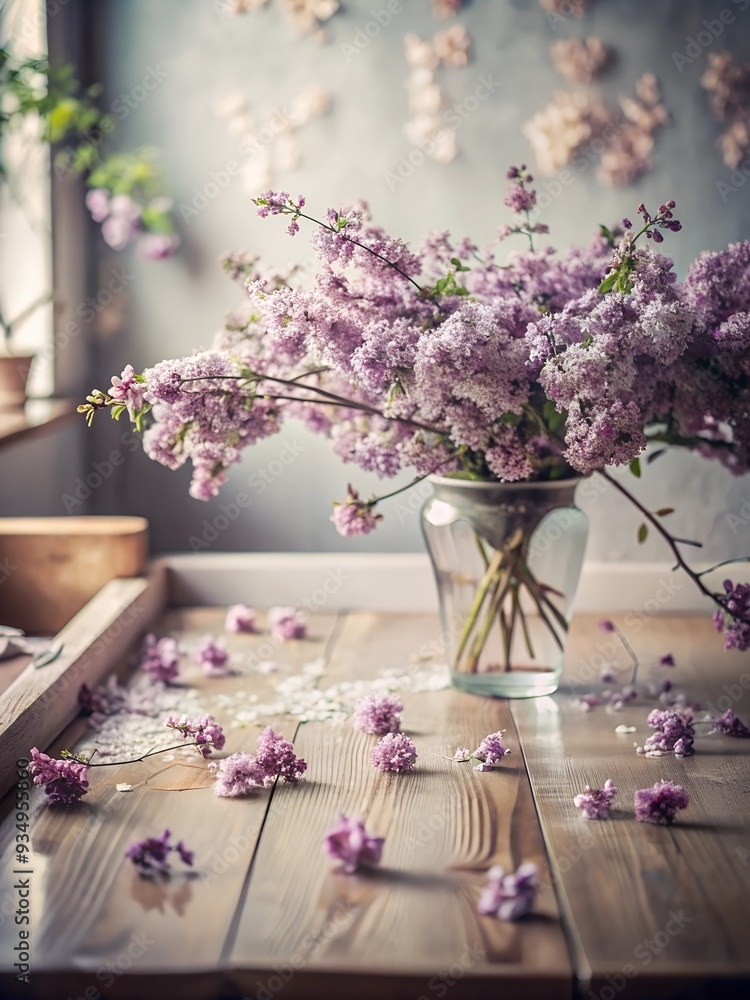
[421,475,589,698]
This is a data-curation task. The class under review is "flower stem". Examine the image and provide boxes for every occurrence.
[289,208,425,295]
[597,468,733,618]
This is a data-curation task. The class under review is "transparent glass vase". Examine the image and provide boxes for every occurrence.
[421,475,589,698]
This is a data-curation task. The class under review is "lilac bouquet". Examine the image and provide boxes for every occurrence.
[80,167,750,664]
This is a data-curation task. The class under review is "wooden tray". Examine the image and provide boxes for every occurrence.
[0,554,748,1000]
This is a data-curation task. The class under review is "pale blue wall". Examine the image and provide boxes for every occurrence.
[77,0,750,560]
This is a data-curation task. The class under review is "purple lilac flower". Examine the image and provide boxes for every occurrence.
[165,714,226,758]
[330,485,383,536]
[212,752,270,796]
[125,829,194,878]
[636,707,695,757]
[634,780,689,825]
[139,633,180,683]
[254,726,307,783]
[212,726,306,795]
[573,779,618,819]
[352,694,403,735]
[504,181,536,214]
[453,747,471,761]
[713,581,750,651]
[109,364,146,418]
[28,748,89,806]
[224,604,257,633]
[323,814,384,874]
[659,653,675,667]
[138,233,179,260]
[472,731,511,771]
[195,635,230,676]
[85,187,110,222]
[599,620,616,632]
[370,732,417,772]
[710,709,750,737]
[477,862,538,921]
[268,606,307,641]
[101,194,142,250]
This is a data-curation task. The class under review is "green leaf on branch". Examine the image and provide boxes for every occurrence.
[647,448,666,464]
[597,272,617,294]
[599,224,615,247]
[637,523,648,544]
[629,457,641,478]
[450,257,470,272]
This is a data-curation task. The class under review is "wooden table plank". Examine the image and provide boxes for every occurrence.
[0,607,340,1000]
[228,612,573,1000]
[512,613,750,1000]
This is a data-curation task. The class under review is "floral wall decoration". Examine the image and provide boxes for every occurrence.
[523,72,670,188]
[701,51,750,168]
[522,90,611,176]
[225,0,340,42]
[599,73,670,188]
[403,24,472,165]
[215,84,331,194]
[550,37,610,86]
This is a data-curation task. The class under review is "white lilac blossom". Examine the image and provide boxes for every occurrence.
[268,606,308,641]
[352,694,403,735]
[370,732,418,772]
[165,714,226,758]
[472,731,511,771]
[139,634,180,684]
[29,748,89,805]
[194,635,230,676]
[125,829,194,878]
[634,780,688,825]
[323,814,384,874]
[636,707,695,758]
[224,604,257,633]
[574,779,618,819]
[477,862,538,921]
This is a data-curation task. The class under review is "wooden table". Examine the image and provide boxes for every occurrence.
[0,562,749,1000]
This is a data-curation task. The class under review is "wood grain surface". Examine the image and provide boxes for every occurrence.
[228,612,571,1000]
[1,600,748,1000]
[512,613,750,1000]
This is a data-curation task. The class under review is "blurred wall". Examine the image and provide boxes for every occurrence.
[76,0,750,561]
